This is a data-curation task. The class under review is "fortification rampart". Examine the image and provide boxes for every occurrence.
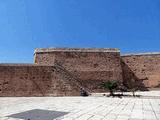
[0,48,122,96]
[34,48,123,93]
[0,48,159,96]
[121,53,160,88]
[0,64,83,96]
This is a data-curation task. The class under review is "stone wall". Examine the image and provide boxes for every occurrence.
[0,48,123,96]
[0,64,80,96]
[34,48,123,92]
[0,49,122,96]
[1,48,159,96]
[121,53,160,89]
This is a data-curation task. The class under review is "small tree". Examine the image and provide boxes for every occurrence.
[101,80,118,96]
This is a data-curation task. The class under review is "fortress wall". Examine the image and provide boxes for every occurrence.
[3,48,160,96]
[0,64,80,96]
[0,61,122,96]
[34,48,123,91]
[121,53,160,88]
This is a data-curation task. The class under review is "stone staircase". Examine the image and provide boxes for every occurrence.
[51,62,92,95]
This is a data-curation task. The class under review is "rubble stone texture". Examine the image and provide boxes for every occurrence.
[121,53,160,89]
[0,48,159,96]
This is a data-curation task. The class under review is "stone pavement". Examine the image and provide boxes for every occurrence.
[0,96,160,120]
[92,90,160,98]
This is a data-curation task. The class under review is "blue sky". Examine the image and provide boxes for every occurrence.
[0,0,160,63]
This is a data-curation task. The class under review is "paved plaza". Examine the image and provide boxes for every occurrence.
[0,92,160,120]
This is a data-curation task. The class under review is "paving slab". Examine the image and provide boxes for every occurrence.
[91,90,160,98]
[0,96,160,120]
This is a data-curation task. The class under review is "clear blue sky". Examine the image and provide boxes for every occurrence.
[0,0,160,63]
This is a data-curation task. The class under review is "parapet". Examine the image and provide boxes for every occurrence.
[34,48,120,54]
[122,52,160,57]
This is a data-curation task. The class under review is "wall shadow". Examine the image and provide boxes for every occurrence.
[121,59,148,91]
[7,109,69,120]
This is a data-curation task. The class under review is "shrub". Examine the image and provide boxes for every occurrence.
[101,80,118,96]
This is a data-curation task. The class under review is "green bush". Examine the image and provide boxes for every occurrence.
[101,80,118,96]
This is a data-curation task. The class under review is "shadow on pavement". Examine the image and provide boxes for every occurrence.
[7,109,69,120]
